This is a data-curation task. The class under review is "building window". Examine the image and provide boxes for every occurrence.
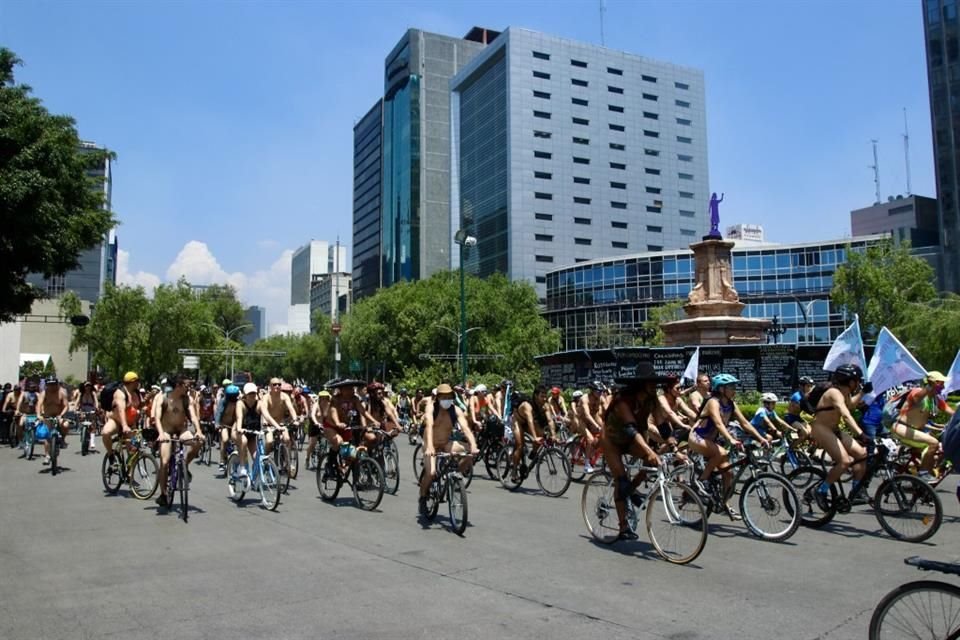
[574,217,591,225]
[647,225,663,233]
[643,130,659,138]
[533,110,551,119]
[645,167,661,175]
[533,70,551,80]
[573,156,590,164]
[608,85,624,94]
[572,97,589,107]
[572,116,589,125]
[676,99,691,108]
[643,92,658,101]
[574,196,592,204]
[675,81,689,90]
[677,136,692,144]
[608,67,623,75]
[646,205,662,213]
[573,136,590,145]
[678,153,693,162]
[642,74,657,83]
[611,201,627,209]
[643,111,659,120]
[610,162,626,170]
[648,244,663,251]
[535,212,553,221]
[535,275,546,284]
[535,255,554,263]
[609,124,625,133]
[679,172,693,180]
[534,130,552,139]
[644,148,660,157]
[646,186,661,194]
[680,229,696,236]
[609,104,624,113]
[573,176,590,184]
[574,237,592,245]
[534,150,552,159]
[533,51,551,60]
[679,209,696,217]
[535,192,553,200]
[610,181,627,189]
[676,117,691,126]
[609,142,625,151]
[533,90,551,100]
[612,241,629,249]
[572,78,589,87]
[535,233,554,242]
[571,59,588,68]
[535,171,553,179]
[612,221,628,229]
[679,191,694,199]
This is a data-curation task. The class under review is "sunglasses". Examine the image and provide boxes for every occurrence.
[270,383,281,387]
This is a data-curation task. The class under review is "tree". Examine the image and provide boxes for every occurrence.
[140,280,220,382]
[0,48,116,321]
[643,299,686,346]
[199,284,248,338]
[897,294,960,372]
[831,239,937,338]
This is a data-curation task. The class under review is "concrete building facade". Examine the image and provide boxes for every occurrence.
[309,273,352,332]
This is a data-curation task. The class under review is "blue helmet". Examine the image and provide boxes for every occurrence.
[224,384,240,398]
[711,373,740,389]
[301,386,311,394]
[36,423,50,441]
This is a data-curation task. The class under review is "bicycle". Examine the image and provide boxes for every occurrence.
[77,410,99,456]
[581,453,708,564]
[159,434,191,522]
[316,425,385,511]
[101,429,160,500]
[226,428,282,511]
[272,421,300,492]
[35,417,63,475]
[19,414,37,460]
[869,556,960,639]
[475,415,507,480]
[565,431,605,482]
[420,451,470,535]
[496,433,572,498]
[367,427,400,495]
[197,420,217,466]
[789,437,943,543]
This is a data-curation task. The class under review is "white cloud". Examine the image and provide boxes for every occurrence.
[116,249,161,293]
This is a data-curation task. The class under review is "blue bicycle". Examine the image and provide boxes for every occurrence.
[227,428,281,510]
[19,414,38,461]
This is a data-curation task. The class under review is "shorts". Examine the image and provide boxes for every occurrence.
[308,423,322,438]
[784,414,805,426]
[607,424,639,451]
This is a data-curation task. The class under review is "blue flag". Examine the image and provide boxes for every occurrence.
[866,327,927,396]
[823,315,867,375]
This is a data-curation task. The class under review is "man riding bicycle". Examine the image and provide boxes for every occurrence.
[38,377,70,464]
[152,375,202,509]
[102,372,142,456]
[888,371,954,481]
[418,383,479,517]
[215,384,241,473]
[509,385,558,479]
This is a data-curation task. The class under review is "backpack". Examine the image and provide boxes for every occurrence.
[800,382,832,415]
[941,409,960,467]
[99,382,127,411]
[880,390,911,430]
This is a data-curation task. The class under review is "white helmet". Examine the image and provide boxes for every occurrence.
[474,384,488,394]
[761,392,778,403]
[572,390,584,400]
[242,382,258,395]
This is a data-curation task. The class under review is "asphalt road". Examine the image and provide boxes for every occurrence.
[1,437,959,640]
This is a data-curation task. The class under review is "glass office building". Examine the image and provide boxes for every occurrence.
[544,235,888,350]
[352,100,383,301]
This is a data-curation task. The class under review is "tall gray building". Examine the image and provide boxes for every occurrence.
[450,28,709,299]
[923,0,960,292]
[380,27,496,288]
[243,305,266,346]
[352,99,383,301]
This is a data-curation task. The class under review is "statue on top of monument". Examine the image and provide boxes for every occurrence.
[707,192,724,239]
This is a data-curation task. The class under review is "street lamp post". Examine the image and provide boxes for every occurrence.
[433,323,480,379]
[203,322,253,379]
[454,229,477,385]
[765,315,787,344]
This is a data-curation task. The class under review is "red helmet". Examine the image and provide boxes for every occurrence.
[367,381,385,393]
[280,382,294,393]
[551,386,561,396]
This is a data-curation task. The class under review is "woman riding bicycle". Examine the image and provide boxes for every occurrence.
[810,364,870,504]
[687,373,769,518]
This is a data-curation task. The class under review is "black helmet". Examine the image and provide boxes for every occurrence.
[45,377,60,386]
[798,376,815,385]
[588,380,605,392]
[832,364,864,383]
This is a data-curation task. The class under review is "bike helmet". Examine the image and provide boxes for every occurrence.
[474,384,488,394]
[45,376,60,386]
[798,376,815,386]
[588,380,605,392]
[398,387,408,394]
[761,392,778,403]
[222,378,232,387]
[572,390,583,400]
[123,371,139,383]
[201,386,212,396]
[551,386,561,396]
[301,386,311,394]
[832,364,864,383]
[224,384,240,398]
[711,373,740,388]
[367,382,385,393]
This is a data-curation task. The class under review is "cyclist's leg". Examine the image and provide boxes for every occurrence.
[419,442,439,499]
[219,426,231,464]
[157,440,172,499]
[264,428,275,455]
[892,423,940,472]
[101,417,120,454]
[180,430,199,467]
[510,417,524,469]
[838,432,868,481]
[812,424,851,486]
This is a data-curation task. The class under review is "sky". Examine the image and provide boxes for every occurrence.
[2,0,934,332]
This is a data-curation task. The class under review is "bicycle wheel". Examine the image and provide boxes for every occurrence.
[50,435,59,476]
[412,443,424,478]
[382,442,400,495]
[25,429,34,460]
[178,460,189,523]
[352,457,384,511]
[580,471,620,544]
[566,440,587,482]
[739,472,800,542]
[874,475,943,543]
[227,452,245,502]
[646,481,708,564]
[288,444,299,480]
[787,466,837,528]
[275,445,291,494]
[536,447,572,497]
[202,436,213,466]
[318,457,341,501]
[496,447,523,491]
[101,451,123,494]
[80,423,89,456]
[483,443,501,479]
[259,458,282,511]
[868,579,960,640]
[447,472,468,535]
[129,453,159,500]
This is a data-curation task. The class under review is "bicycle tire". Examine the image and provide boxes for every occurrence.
[129,453,159,500]
[447,472,468,535]
[580,471,620,544]
[352,457,384,511]
[202,436,213,466]
[874,474,943,543]
[536,447,572,497]
[25,429,34,461]
[288,444,299,481]
[868,579,960,640]
[483,443,501,480]
[496,447,523,491]
[227,452,245,502]
[646,481,708,564]
[275,444,291,494]
[259,458,282,511]
[787,466,837,528]
[318,456,341,501]
[382,445,400,495]
[412,443,424,478]
[101,451,123,494]
[178,460,188,523]
[566,440,587,482]
[739,472,800,542]
[80,423,89,456]
[50,434,59,476]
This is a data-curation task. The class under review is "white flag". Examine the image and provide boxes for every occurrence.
[866,327,928,396]
[823,315,867,374]
[682,347,700,385]
[945,350,960,395]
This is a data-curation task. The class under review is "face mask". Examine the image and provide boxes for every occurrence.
[439,399,454,409]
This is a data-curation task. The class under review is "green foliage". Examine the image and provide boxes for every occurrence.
[897,294,960,372]
[141,280,221,382]
[831,238,937,338]
[19,359,54,380]
[198,284,248,338]
[238,329,333,386]
[70,283,150,380]
[643,299,686,346]
[0,48,116,321]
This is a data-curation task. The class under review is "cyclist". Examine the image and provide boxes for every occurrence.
[509,385,557,479]
[656,376,697,445]
[548,387,568,421]
[809,364,870,505]
[306,390,334,470]
[367,381,400,446]
[15,379,42,453]
[418,383,479,516]
[234,382,263,478]
[101,372,142,456]
[396,388,411,425]
[262,378,298,460]
[687,373,770,518]
[152,374,202,509]
[215,384,241,473]
[751,393,788,441]
[469,384,499,440]
[2,384,19,447]
[411,388,425,424]
[574,382,606,473]
[197,386,216,450]
[784,376,815,439]
[683,372,711,413]
[328,379,378,444]
[888,372,954,481]
[599,365,669,540]
[38,377,70,464]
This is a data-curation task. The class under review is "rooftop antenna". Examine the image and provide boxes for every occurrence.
[600,0,606,46]
[869,139,881,205]
[903,108,912,196]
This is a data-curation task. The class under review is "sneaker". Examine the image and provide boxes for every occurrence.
[239,466,248,477]
[814,486,831,512]
[43,455,51,465]
[584,462,595,474]
[218,463,226,474]
[918,471,933,484]
[725,505,742,521]
[418,496,429,517]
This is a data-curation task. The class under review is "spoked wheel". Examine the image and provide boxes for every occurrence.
[580,471,620,544]
[202,436,213,466]
[227,452,246,502]
[25,430,35,461]
[275,446,291,494]
[317,458,341,501]
[382,440,400,495]
[178,461,189,523]
[787,466,837,528]
[536,447,572,497]
[259,458,282,511]
[352,457,385,511]
[483,443,501,479]
[646,481,708,564]
[868,579,960,640]
[80,423,90,456]
[50,435,60,476]
[288,445,299,481]
[873,475,943,543]
[129,453,159,500]
[101,451,123,494]
[739,472,800,542]
[566,440,587,482]
[447,472,468,535]
[412,444,424,479]
[496,447,523,491]
[424,478,441,521]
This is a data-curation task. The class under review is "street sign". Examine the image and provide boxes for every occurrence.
[349,359,362,373]
[332,323,341,335]
[182,356,200,369]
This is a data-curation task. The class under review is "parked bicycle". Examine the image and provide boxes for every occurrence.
[869,556,960,639]
[420,451,470,535]
[226,428,282,511]
[316,425,385,511]
[101,428,159,500]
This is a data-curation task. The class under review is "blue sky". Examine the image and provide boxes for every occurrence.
[2,0,933,331]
